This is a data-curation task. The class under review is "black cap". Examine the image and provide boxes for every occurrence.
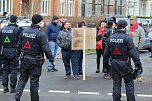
[117,20,128,29]
[10,15,17,23]
[32,14,43,24]
[52,16,59,21]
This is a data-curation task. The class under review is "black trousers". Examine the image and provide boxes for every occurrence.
[110,59,135,101]
[96,49,104,69]
[14,56,42,101]
[2,56,18,87]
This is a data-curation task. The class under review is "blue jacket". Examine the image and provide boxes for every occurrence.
[45,22,61,42]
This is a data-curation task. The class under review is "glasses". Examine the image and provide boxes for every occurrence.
[130,19,135,20]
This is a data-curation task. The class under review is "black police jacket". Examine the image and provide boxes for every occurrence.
[17,24,53,61]
[0,23,21,48]
[103,30,141,66]
[102,27,116,49]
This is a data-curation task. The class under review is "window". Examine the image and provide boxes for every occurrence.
[92,0,96,15]
[0,0,10,14]
[150,4,152,16]
[60,0,65,16]
[68,0,73,16]
[41,0,48,15]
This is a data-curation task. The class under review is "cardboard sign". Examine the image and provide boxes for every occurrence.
[72,28,96,50]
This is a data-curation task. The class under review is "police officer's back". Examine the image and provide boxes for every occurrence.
[13,14,54,101]
[103,20,143,101]
[0,15,21,93]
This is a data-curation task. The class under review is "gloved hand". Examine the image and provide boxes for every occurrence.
[49,59,55,67]
[136,64,143,74]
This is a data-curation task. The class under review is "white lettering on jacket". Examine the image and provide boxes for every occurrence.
[110,39,123,43]
[23,33,36,38]
[2,30,13,34]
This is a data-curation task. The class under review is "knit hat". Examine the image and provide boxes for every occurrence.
[117,20,128,29]
[10,15,17,23]
[32,14,43,24]
[52,16,59,21]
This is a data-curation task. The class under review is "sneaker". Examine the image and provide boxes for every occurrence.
[137,76,143,82]
[149,56,152,58]
[96,69,100,73]
[74,76,80,80]
[52,68,58,72]
[103,74,111,80]
[3,86,9,93]
[47,69,51,72]
[64,75,71,79]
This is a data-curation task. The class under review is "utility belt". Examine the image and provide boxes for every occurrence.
[20,51,45,66]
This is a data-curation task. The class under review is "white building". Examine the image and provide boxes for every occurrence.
[126,0,152,17]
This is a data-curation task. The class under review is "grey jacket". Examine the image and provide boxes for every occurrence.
[129,26,145,49]
[56,29,72,50]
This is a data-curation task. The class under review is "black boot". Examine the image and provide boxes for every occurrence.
[10,86,16,93]
[96,65,100,73]
[3,86,9,93]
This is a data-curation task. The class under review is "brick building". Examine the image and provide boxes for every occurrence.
[0,0,80,17]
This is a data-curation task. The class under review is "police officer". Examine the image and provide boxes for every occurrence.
[13,14,54,101]
[102,17,115,79]
[0,15,21,93]
[103,20,143,101]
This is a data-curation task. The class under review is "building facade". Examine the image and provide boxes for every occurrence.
[1,0,152,18]
[126,0,152,17]
[0,0,79,17]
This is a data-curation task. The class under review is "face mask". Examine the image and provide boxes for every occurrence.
[39,21,45,28]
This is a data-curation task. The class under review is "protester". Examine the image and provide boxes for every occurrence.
[56,21,80,80]
[45,16,61,72]
[129,16,144,82]
[77,21,86,75]
[96,20,106,73]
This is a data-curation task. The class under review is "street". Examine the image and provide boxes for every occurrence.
[0,51,152,101]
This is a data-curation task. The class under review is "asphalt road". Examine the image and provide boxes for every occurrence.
[0,51,152,101]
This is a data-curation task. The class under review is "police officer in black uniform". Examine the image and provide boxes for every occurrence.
[0,15,21,93]
[103,20,143,101]
[13,14,54,101]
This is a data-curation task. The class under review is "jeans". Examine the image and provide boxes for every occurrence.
[61,50,79,76]
[48,41,61,70]
[78,50,83,74]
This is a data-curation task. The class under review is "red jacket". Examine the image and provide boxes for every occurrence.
[96,27,106,49]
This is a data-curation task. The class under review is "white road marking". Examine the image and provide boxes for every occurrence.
[78,91,100,95]
[137,94,152,97]
[108,93,126,96]
[48,90,70,94]
[23,90,41,92]
[0,89,3,91]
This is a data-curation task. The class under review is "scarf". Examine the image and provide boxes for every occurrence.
[130,22,139,33]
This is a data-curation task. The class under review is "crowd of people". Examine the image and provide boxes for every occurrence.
[0,12,146,101]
